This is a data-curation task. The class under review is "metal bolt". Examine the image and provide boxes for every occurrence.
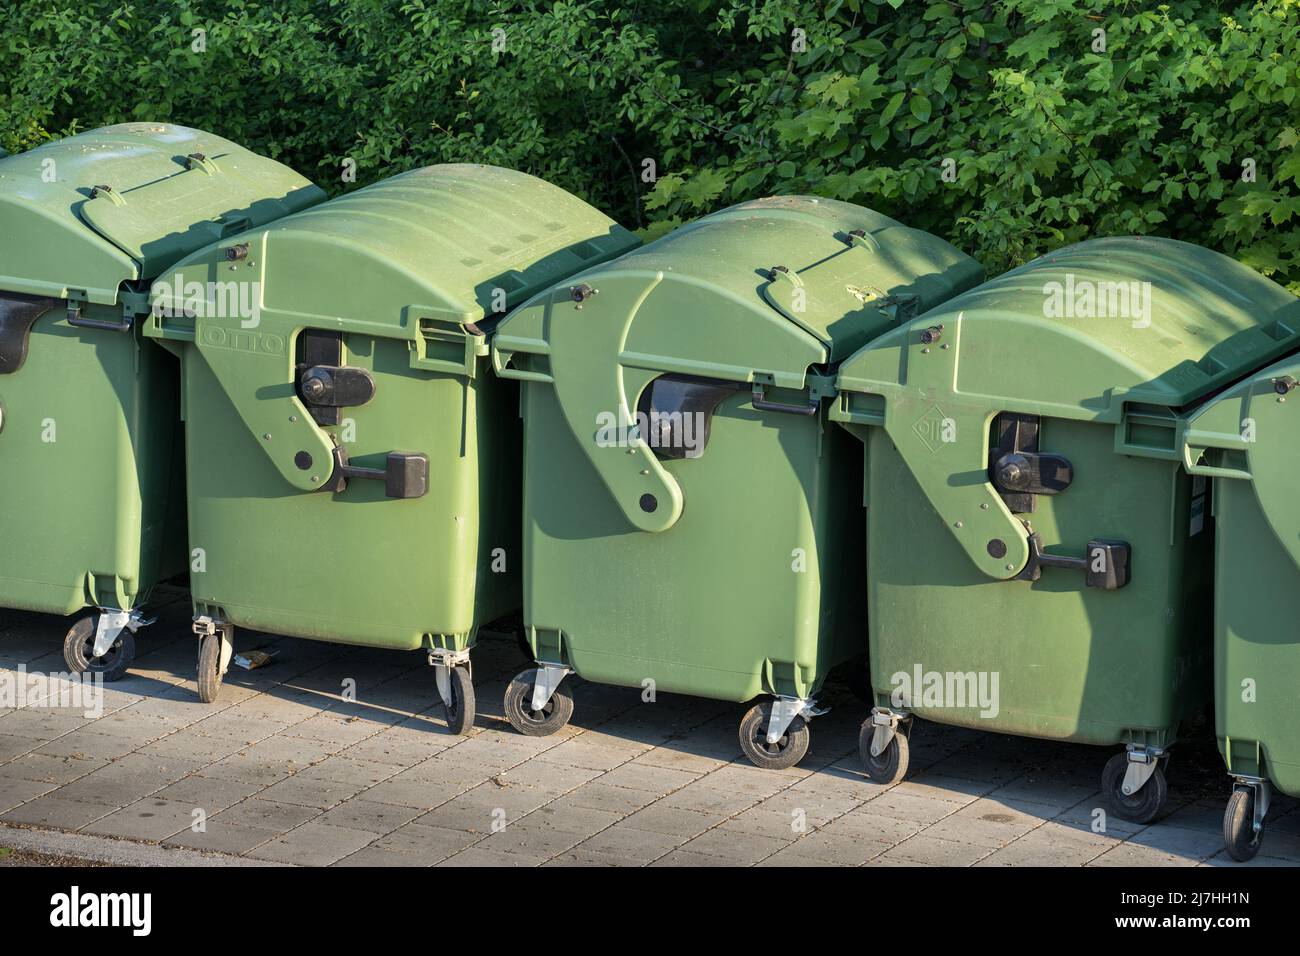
[954,521,963,528]
[289,415,298,423]
[921,347,930,354]
[1006,564,1015,571]
[263,433,272,441]
[980,502,990,510]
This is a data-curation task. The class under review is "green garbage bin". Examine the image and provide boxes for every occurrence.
[144,164,639,728]
[491,197,983,768]
[1176,345,1300,859]
[0,122,322,679]
[830,236,1300,820]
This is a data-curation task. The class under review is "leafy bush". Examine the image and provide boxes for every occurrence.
[2,0,1296,289]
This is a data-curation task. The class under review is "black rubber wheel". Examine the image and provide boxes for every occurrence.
[738,702,811,770]
[859,717,911,784]
[443,666,476,735]
[62,615,134,682]
[1223,788,1263,862]
[1102,751,1168,824]
[503,669,573,736]
[196,629,230,704]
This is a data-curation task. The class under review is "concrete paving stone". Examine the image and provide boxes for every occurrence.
[437,845,548,867]
[597,762,703,796]
[247,821,377,866]
[33,730,140,761]
[215,798,321,832]
[534,739,638,772]
[140,731,250,763]
[413,786,550,832]
[515,802,622,838]
[1158,799,1231,835]
[280,713,382,747]
[1127,824,1228,862]
[655,784,761,817]
[75,711,173,744]
[399,753,515,788]
[3,751,107,785]
[922,797,1048,849]
[482,818,589,859]
[754,786,867,828]
[541,851,623,867]
[162,821,280,855]
[777,829,894,866]
[649,849,736,867]
[894,773,997,805]
[256,774,369,811]
[341,733,451,768]
[201,753,298,788]
[562,729,654,754]
[856,788,963,825]
[0,776,56,813]
[289,756,399,789]
[629,747,733,775]
[369,823,480,861]
[359,777,467,811]
[1053,796,1146,837]
[493,760,603,794]
[333,846,431,867]
[621,804,724,839]
[317,799,422,835]
[817,809,924,846]
[154,774,264,813]
[0,733,38,762]
[0,709,91,740]
[561,782,660,815]
[694,764,799,799]
[1,794,118,830]
[1087,842,1198,867]
[573,823,683,863]
[988,776,1102,813]
[83,797,204,842]
[717,807,806,842]
[974,823,1113,867]
[878,833,993,867]
[678,826,792,865]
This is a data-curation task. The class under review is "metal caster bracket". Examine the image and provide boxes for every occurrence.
[429,648,472,706]
[868,706,910,758]
[530,663,570,713]
[192,616,234,678]
[765,696,824,745]
[1235,777,1272,835]
[91,608,155,659]
[1121,746,1166,796]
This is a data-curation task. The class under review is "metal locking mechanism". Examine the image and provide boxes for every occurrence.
[296,329,376,425]
[321,446,429,499]
[1016,534,1131,590]
[988,412,1073,513]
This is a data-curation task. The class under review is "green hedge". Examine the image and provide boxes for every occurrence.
[2,0,1297,290]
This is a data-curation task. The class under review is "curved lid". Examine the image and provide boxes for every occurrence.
[158,164,640,328]
[495,195,984,380]
[0,122,324,304]
[838,236,1300,411]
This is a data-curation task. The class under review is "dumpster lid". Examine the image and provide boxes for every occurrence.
[214,164,641,329]
[495,196,982,378]
[0,123,323,304]
[838,236,1300,410]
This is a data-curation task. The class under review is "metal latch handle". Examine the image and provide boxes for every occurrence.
[751,384,818,416]
[322,447,428,499]
[1015,533,1130,590]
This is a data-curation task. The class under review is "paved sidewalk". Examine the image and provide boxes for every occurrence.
[1,589,1296,867]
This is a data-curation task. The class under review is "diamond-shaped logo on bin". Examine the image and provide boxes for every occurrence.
[912,404,951,453]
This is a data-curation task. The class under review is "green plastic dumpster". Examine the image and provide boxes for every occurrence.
[1176,345,1300,859]
[145,164,639,728]
[491,197,983,768]
[830,236,1300,820]
[0,122,322,679]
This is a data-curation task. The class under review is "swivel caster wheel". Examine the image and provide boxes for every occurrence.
[739,701,810,770]
[62,615,134,682]
[1102,751,1168,824]
[196,624,234,704]
[860,716,911,784]
[504,667,573,736]
[1223,787,1264,862]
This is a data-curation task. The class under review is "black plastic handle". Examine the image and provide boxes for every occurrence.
[751,385,818,416]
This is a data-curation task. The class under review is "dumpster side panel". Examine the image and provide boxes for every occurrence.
[1214,477,1300,796]
[865,417,1212,745]
[183,335,504,647]
[521,379,862,702]
[0,307,180,614]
